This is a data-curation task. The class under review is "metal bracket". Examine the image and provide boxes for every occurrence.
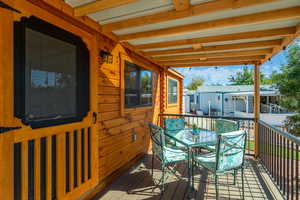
[0,126,21,134]
[0,1,21,13]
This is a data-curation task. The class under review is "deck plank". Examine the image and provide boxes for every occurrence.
[92,154,283,200]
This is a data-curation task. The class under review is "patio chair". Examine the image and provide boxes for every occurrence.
[204,119,239,151]
[164,118,185,147]
[164,118,185,135]
[215,119,239,134]
[192,130,247,199]
[148,123,189,192]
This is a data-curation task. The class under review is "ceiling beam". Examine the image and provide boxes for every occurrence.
[158,55,265,65]
[102,0,278,32]
[74,0,139,16]
[173,0,190,11]
[145,40,281,56]
[261,24,300,64]
[119,6,300,41]
[155,48,273,61]
[135,27,295,50]
[168,61,256,67]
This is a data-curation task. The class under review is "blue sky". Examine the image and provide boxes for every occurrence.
[173,39,299,87]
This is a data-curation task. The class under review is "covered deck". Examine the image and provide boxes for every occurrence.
[0,0,299,200]
[92,155,282,200]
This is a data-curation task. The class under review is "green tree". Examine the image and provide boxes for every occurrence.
[228,67,253,85]
[228,67,276,85]
[272,43,300,135]
[186,76,204,90]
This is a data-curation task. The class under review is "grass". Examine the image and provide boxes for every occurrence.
[246,140,300,160]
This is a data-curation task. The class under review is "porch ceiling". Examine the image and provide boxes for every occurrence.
[66,0,300,68]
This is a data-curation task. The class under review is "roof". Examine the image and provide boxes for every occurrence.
[197,85,276,93]
[64,0,300,68]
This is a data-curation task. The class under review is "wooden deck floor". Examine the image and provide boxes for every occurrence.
[92,154,283,200]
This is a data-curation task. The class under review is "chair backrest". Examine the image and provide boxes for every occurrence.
[164,118,185,135]
[215,119,238,134]
[215,130,247,172]
[148,123,165,160]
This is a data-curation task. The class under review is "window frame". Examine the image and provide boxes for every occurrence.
[14,16,90,129]
[167,77,179,105]
[124,61,153,109]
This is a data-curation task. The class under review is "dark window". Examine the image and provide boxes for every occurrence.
[168,78,178,104]
[14,17,89,128]
[125,61,152,108]
[189,95,194,103]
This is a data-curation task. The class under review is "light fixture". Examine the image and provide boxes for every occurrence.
[193,44,202,50]
[100,50,113,64]
[199,57,207,61]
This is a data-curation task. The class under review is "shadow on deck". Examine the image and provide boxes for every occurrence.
[92,154,283,200]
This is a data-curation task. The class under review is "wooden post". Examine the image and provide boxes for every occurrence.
[254,63,260,158]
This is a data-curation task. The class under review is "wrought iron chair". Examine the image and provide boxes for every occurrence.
[204,119,239,151]
[164,118,185,147]
[192,130,247,199]
[148,123,189,192]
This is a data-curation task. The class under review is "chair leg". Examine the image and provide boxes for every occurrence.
[151,153,154,178]
[215,174,219,199]
[161,163,165,193]
[233,169,237,185]
[241,168,245,199]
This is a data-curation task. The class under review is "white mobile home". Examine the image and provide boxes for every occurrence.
[185,85,292,126]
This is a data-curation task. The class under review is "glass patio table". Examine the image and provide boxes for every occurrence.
[165,129,218,193]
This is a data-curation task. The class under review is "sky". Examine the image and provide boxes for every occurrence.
[173,39,299,87]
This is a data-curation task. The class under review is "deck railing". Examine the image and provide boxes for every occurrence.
[159,113,255,155]
[258,120,299,200]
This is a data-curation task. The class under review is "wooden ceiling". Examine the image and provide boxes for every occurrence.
[66,0,300,68]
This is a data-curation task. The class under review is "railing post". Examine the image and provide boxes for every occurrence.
[254,63,260,158]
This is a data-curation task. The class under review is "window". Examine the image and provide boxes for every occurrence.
[14,17,89,128]
[168,78,178,104]
[125,61,152,108]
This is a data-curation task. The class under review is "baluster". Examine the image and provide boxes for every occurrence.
[46,136,52,200]
[22,141,28,200]
[280,135,283,190]
[283,137,286,196]
[69,132,74,191]
[287,140,290,199]
[34,139,41,200]
[84,127,89,181]
[56,134,66,198]
[296,144,299,200]
[291,142,294,200]
[77,130,82,186]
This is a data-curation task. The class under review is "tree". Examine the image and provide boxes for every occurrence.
[186,76,204,90]
[228,67,253,85]
[272,42,300,135]
[228,67,276,85]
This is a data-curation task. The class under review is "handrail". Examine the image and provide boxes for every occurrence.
[258,119,300,145]
[159,113,254,121]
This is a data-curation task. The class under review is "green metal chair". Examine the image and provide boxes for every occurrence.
[164,118,185,147]
[192,130,247,199]
[215,119,239,134]
[148,123,188,192]
[204,119,239,151]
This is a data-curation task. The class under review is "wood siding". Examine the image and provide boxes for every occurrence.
[97,35,162,182]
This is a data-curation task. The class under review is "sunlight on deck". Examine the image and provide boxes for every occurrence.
[92,155,282,200]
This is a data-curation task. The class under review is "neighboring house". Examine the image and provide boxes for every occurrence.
[185,85,293,126]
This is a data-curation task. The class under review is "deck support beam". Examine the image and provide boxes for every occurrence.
[254,63,260,158]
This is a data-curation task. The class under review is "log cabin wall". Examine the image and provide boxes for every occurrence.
[96,34,163,183]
